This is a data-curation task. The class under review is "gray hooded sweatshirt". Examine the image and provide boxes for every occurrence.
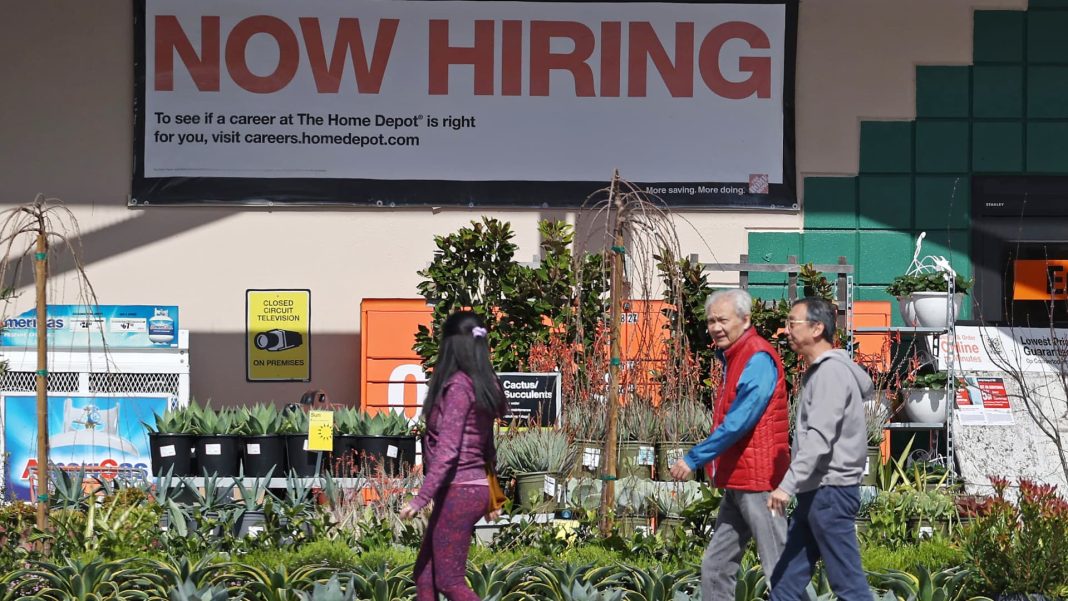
[778,349,873,496]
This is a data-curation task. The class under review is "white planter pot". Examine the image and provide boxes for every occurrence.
[903,388,948,424]
[896,296,918,327]
[911,292,964,328]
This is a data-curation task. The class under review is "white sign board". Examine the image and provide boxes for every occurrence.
[134,0,797,208]
[937,326,1068,373]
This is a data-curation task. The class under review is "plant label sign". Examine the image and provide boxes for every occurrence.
[497,372,561,427]
[308,410,334,451]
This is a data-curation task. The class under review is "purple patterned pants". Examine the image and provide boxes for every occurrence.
[414,484,488,601]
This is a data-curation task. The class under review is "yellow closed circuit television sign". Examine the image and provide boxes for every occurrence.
[246,289,310,381]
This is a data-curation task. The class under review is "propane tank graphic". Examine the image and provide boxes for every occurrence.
[147,308,175,344]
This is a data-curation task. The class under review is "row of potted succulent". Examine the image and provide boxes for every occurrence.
[496,397,712,512]
[562,395,711,483]
[146,403,418,478]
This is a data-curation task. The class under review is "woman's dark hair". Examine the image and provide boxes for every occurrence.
[422,311,505,418]
[794,297,836,343]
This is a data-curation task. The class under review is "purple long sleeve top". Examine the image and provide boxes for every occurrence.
[409,371,496,511]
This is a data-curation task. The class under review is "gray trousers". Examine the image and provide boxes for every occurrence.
[701,489,787,601]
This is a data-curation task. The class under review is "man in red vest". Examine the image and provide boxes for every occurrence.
[670,288,791,600]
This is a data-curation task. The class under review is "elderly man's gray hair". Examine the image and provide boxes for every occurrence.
[704,289,753,319]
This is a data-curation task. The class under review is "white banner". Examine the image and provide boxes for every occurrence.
[135,0,796,207]
[937,326,1068,373]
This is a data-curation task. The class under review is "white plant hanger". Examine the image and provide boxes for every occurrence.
[905,232,957,282]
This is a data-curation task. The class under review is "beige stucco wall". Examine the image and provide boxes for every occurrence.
[0,0,1025,405]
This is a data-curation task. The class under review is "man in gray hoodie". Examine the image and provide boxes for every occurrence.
[767,297,873,601]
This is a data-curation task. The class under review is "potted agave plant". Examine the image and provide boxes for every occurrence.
[241,403,286,477]
[618,395,660,480]
[280,408,323,477]
[355,411,418,475]
[615,476,655,535]
[497,426,575,512]
[193,405,246,477]
[332,406,363,474]
[657,397,711,482]
[146,402,198,477]
[562,396,607,477]
[651,479,703,540]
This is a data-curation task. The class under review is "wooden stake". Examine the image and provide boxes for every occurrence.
[600,171,624,534]
[34,227,49,532]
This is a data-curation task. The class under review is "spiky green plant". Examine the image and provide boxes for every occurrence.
[619,396,660,442]
[649,481,703,517]
[466,560,536,600]
[497,427,575,475]
[244,404,283,436]
[227,564,337,601]
[167,578,232,601]
[48,466,92,510]
[333,408,363,436]
[618,565,700,601]
[361,412,410,436]
[281,408,310,434]
[346,562,416,601]
[659,397,711,443]
[296,574,357,601]
[562,397,607,442]
[525,563,625,601]
[5,556,160,601]
[614,476,655,516]
[146,403,198,434]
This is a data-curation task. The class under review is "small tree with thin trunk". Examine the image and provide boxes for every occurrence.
[0,194,101,534]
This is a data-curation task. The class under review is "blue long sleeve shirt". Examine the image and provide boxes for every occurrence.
[683,351,776,470]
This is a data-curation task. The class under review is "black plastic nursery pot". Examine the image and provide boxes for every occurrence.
[286,434,326,477]
[332,435,363,474]
[242,434,287,477]
[235,510,267,538]
[149,433,197,477]
[196,435,242,477]
[357,436,417,476]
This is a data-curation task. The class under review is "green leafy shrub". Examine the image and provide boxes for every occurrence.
[886,273,973,297]
[963,477,1068,598]
[861,538,965,574]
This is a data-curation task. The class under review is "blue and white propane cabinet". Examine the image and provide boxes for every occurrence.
[0,305,189,499]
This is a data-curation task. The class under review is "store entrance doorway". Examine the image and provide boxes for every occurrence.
[972,176,1068,326]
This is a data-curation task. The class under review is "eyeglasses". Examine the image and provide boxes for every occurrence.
[785,319,813,329]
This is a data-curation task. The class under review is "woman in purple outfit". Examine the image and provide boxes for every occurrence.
[399,310,505,601]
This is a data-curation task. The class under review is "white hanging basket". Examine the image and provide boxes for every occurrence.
[903,388,948,424]
[911,292,963,329]
[897,296,918,327]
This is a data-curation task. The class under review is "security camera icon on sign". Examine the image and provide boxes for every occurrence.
[255,329,302,352]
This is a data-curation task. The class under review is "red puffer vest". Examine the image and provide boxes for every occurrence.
[707,327,790,491]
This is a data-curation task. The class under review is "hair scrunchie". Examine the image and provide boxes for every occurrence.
[471,326,488,338]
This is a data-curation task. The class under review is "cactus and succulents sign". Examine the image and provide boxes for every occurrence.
[499,372,560,427]
[2,394,169,501]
